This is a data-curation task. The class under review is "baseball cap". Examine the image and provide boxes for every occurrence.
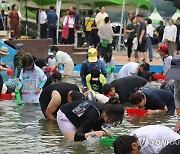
[87,48,98,62]
[157,44,168,52]
[15,43,24,52]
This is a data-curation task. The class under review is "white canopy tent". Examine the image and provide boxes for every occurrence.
[172,9,180,21]
[149,7,164,26]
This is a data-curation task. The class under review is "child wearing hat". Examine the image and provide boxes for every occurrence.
[86,68,106,93]
[0,46,11,71]
[157,44,172,74]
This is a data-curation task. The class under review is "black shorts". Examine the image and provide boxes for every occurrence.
[177,41,180,51]
[137,40,146,52]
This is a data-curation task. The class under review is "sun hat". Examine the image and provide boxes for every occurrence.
[87,48,98,63]
[166,56,180,80]
[15,43,24,52]
[48,49,54,55]
[0,46,9,55]
[157,44,168,52]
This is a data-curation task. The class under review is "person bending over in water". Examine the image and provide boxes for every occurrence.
[113,125,180,154]
[39,82,80,120]
[57,96,124,141]
[129,89,175,115]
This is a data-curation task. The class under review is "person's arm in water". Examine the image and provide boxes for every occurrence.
[52,62,61,71]
[45,90,61,121]
[146,106,168,115]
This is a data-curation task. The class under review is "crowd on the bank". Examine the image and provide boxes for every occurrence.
[0,4,180,154]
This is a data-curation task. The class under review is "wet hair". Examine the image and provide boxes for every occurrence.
[12,4,16,10]
[146,18,152,24]
[103,52,112,63]
[22,54,34,71]
[136,14,143,18]
[35,58,46,68]
[69,11,75,16]
[51,72,62,83]
[50,6,54,10]
[51,46,58,52]
[91,68,100,78]
[107,97,120,105]
[129,92,144,105]
[113,135,138,154]
[139,62,150,71]
[70,91,85,101]
[104,104,124,123]
[102,83,115,95]
[104,17,110,24]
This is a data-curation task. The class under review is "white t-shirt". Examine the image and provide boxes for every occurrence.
[146,24,153,37]
[95,12,108,28]
[19,65,47,103]
[47,57,56,68]
[163,56,172,75]
[40,11,47,24]
[63,16,75,28]
[56,50,72,64]
[162,25,177,42]
[118,62,139,79]
[130,125,180,154]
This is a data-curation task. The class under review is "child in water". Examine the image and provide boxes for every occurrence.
[17,54,47,103]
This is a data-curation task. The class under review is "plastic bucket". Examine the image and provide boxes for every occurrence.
[126,108,147,116]
[100,135,119,146]
[0,94,12,100]
[44,67,52,72]
[6,68,13,76]
[153,74,166,80]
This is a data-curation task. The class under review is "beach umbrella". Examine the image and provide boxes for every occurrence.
[172,9,180,20]
[149,7,164,26]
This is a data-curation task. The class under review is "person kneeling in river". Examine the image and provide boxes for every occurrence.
[57,96,124,141]
[129,89,175,115]
[39,82,80,120]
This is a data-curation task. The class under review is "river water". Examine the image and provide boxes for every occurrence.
[0,77,178,154]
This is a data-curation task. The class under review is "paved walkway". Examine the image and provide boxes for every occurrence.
[113,48,163,66]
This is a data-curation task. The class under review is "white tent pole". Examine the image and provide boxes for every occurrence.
[56,0,62,44]
[116,0,126,52]
[136,7,139,15]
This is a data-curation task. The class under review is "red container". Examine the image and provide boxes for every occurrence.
[6,68,13,76]
[153,74,166,80]
[44,67,52,72]
[126,108,147,116]
[0,94,12,100]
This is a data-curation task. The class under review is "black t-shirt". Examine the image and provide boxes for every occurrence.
[60,100,104,141]
[126,24,139,40]
[142,89,175,112]
[111,76,147,103]
[39,82,79,118]
[137,21,146,41]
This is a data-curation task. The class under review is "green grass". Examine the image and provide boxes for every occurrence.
[21,8,36,20]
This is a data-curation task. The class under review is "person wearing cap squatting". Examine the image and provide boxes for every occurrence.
[13,43,26,78]
[166,56,180,133]
[157,44,172,75]
[80,48,107,86]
